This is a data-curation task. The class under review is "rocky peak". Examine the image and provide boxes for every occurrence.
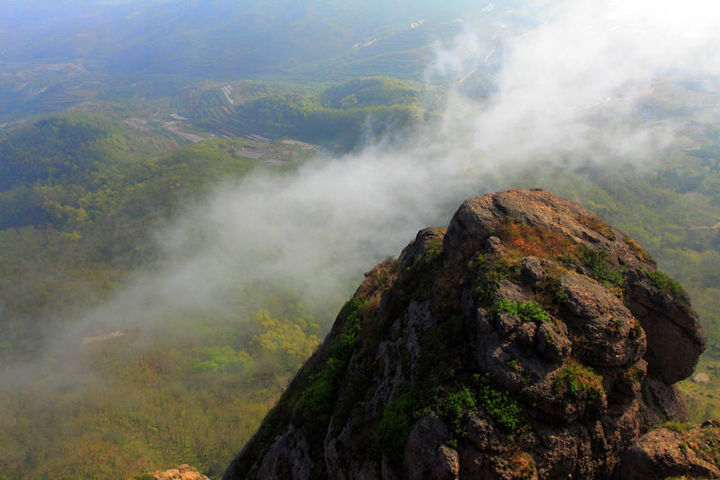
[223,189,709,480]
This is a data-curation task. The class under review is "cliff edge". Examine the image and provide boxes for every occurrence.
[224,189,713,479]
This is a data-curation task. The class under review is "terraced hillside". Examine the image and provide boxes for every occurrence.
[176,78,428,150]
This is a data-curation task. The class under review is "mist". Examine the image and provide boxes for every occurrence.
[4,0,720,390]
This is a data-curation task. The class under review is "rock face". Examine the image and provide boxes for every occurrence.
[223,189,709,480]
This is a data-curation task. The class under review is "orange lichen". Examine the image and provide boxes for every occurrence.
[497,220,581,260]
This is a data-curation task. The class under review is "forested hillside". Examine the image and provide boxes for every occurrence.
[1,111,719,479]
[176,78,429,151]
[0,116,328,479]
[0,1,719,479]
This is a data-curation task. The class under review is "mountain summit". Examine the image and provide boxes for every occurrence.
[224,189,716,479]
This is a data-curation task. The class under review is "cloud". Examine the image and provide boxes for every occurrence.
[5,0,720,387]
[68,0,720,332]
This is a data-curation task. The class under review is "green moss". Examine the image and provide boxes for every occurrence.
[553,360,604,401]
[493,299,552,323]
[646,269,691,306]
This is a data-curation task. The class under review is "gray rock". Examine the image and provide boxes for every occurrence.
[536,321,571,361]
[405,415,459,480]
[255,425,313,480]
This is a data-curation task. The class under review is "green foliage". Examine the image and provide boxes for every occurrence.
[474,374,525,431]
[334,298,367,352]
[470,254,522,307]
[134,475,156,480]
[272,297,370,449]
[294,357,347,421]
[0,114,333,480]
[646,269,691,306]
[492,299,552,323]
[320,77,422,109]
[423,236,444,264]
[436,388,476,433]
[192,346,254,374]
[553,360,604,401]
[180,78,426,151]
[374,391,415,457]
[578,246,624,290]
[0,116,108,191]
[250,310,321,372]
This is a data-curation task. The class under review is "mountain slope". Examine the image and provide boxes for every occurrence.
[224,189,711,479]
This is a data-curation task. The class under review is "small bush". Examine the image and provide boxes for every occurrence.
[423,236,444,263]
[493,299,551,323]
[474,374,525,431]
[625,236,652,263]
[578,215,616,241]
[553,360,604,401]
[436,388,476,428]
[470,254,522,307]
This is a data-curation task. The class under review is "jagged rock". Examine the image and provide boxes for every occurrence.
[397,227,446,270]
[405,415,460,480]
[254,425,313,480]
[536,320,572,361]
[223,189,710,480]
[521,256,546,285]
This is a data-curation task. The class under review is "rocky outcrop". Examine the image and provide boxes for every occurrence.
[142,465,210,480]
[223,189,710,480]
[616,421,720,480]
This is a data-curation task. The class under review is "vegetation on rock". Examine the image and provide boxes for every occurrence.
[224,189,710,480]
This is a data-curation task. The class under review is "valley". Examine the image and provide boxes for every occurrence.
[0,1,719,479]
